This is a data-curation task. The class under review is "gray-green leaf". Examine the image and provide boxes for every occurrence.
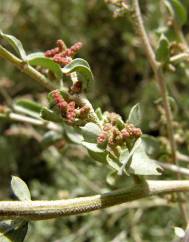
[127,103,141,126]
[64,126,84,144]
[11,176,31,201]
[129,139,163,175]
[82,141,104,153]
[62,58,94,91]
[27,53,62,80]
[80,122,101,143]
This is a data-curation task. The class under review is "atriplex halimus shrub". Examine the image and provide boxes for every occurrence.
[0,0,189,241]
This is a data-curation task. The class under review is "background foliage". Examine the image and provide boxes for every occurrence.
[1,0,189,241]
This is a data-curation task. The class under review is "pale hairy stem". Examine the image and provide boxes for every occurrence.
[170,52,189,63]
[156,160,189,176]
[177,152,189,163]
[130,0,188,224]
[0,180,189,221]
[0,45,56,91]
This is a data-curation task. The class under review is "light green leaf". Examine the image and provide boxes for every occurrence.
[62,58,94,91]
[0,31,26,60]
[64,126,84,144]
[27,53,62,80]
[42,131,63,148]
[107,155,120,172]
[156,34,170,63]
[0,220,28,242]
[127,103,141,126]
[82,141,104,153]
[142,135,160,157]
[129,139,163,175]
[80,122,101,142]
[174,226,185,238]
[40,107,62,122]
[119,149,130,175]
[95,107,103,120]
[119,138,141,175]
[88,150,107,163]
[14,99,42,118]
[11,176,31,201]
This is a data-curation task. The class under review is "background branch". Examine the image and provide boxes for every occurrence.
[130,0,188,225]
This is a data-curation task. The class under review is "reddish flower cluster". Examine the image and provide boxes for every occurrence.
[45,40,83,66]
[52,90,76,124]
[52,90,90,124]
[97,113,142,147]
[121,124,142,139]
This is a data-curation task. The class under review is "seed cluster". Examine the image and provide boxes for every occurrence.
[52,90,90,124]
[45,40,83,66]
[97,112,142,147]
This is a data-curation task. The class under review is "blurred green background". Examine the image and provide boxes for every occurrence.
[1,0,189,241]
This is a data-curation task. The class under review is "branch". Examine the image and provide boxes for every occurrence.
[177,152,189,163]
[156,160,189,176]
[170,52,189,63]
[130,0,188,224]
[131,0,177,165]
[0,45,56,91]
[2,112,61,131]
[0,180,189,220]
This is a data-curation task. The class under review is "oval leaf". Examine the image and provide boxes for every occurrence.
[82,141,104,153]
[42,130,63,148]
[0,31,26,60]
[129,139,163,175]
[80,122,101,143]
[65,126,84,144]
[107,155,120,172]
[11,176,31,201]
[27,53,62,80]
[88,150,107,163]
[127,103,141,126]
[62,58,94,91]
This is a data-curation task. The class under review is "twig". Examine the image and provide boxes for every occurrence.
[170,52,189,63]
[5,112,61,131]
[0,45,56,91]
[156,160,189,176]
[177,152,189,163]
[130,0,188,225]
[0,180,188,220]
